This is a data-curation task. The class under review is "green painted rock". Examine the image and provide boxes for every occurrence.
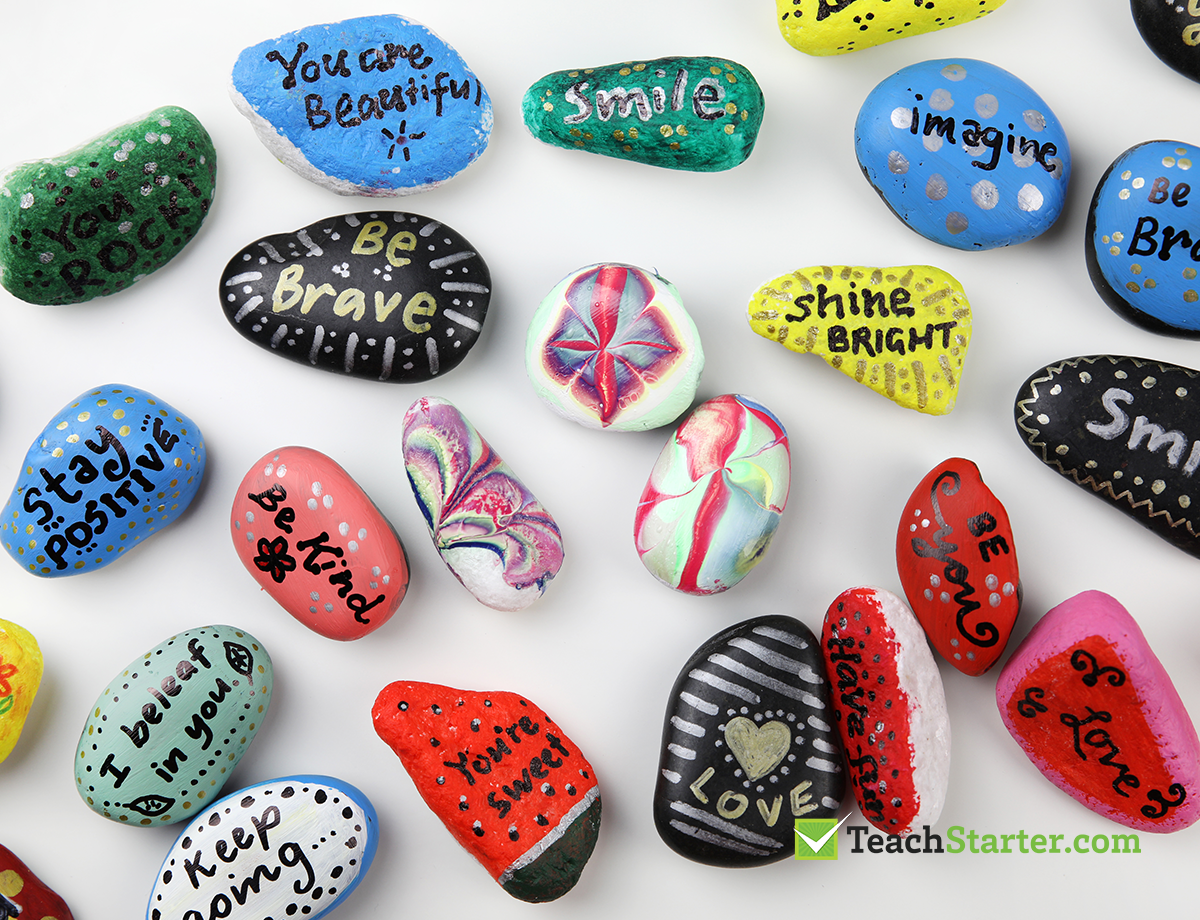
[1,106,216,305]
[522,56,763,172]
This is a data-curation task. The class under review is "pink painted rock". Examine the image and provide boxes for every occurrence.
[0,844,73,920]
[822,586,950,835]
[231,446,409,640]
[896,458,1021,676]
[997,590,1200,832]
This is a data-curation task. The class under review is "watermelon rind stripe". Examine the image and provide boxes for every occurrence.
[499,785,600,882]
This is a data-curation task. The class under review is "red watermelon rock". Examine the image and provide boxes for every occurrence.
[996,590,1200,832]
[372,681,601,902]
[0,844,73,920]
[822,586,951,835]
[896,458,1021,675]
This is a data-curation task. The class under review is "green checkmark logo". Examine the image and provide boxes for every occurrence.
[794,815,849,860]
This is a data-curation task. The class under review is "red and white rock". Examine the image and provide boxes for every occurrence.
[996,590,1200,832]
[822,586,950,835]
[896,458,1021,676]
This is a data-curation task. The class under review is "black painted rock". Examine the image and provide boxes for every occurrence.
[1015,354,1200,558]
[653,615,844,867]
[1132,0,1200,84]
[219,211,490,382]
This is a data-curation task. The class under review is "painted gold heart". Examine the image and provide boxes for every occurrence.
[724,717,790,781]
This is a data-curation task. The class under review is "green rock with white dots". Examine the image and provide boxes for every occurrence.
[0,106,217,305]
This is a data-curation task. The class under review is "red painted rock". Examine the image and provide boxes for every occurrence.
[896,458,1021,676]
[372,681,600,902]
[996,590,1200,832]
[231,447,409,640]
[0,845,73,920]
[822,586,951,835]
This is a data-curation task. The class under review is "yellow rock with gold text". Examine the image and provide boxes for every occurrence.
[0,619,42,761]
[775,0,1008,56]
[747,265,971,415]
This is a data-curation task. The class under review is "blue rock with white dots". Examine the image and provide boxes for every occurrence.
[855,58,1070,250]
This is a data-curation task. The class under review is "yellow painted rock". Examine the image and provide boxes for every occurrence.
[775,0,1008,56]
[0,619,42,761]
[747,265,971,415]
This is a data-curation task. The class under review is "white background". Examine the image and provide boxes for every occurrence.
[1,1,1199,917]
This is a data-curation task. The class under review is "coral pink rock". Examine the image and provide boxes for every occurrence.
[0,844,73,920]
[996,590,1200,832]
[822,586,951,835]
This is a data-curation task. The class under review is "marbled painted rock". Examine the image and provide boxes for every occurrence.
[0,845,73,920]
[1,385,205,577]
[373,681,600,902]
[654,615,844,867]
[0,106,215,305]
[897,458,1021,676]
[148,775,377,920]
[1131,0,1200,84]
[525,263,703,431]
[636,395,789,595]
[1014,355,1200,558]
[748,265,971,414]
[855,59,1069,250]
[0,618,42,762]
[522,56,763,172]
[402,397,563,610]
[75,625,271,826]
[997,590,1200,832]
[220,211,489,383]
[231,15,491,195]
[1086,140,1200,335]
[776,0,1008,55]
[231,447,409,640]
[822,587,951,835]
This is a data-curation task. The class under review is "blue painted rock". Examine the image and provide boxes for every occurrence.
[855,59,1070,250]
[231,15,491,195]
[0,385,205,577]
[1015,355,1200,558]
[0,845,73,920]
[0,106,216,305]
[522,56,764,172]
[776,0,1009,55]
[1131,0,1200,84]
[75,625,271,826]
[1086,140,1200,335]
[525,263,704,431]
[220,211,489,382]
[148,775,378,920]
[231,446,410,640]
[654,615,844,867]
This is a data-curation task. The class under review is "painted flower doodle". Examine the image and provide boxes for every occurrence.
[253,536,296,583]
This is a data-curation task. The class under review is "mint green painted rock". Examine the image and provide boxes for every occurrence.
[522,56,764,172]
[75,625,271,826]
[1,106,217,305]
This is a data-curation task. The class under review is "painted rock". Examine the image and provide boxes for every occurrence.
[148,775,378,920]
[525,263,704,431]
[0,619,43,762]
[0,845,73,920]
[0,106,216,305]
[635,395,789,595]
[1,385,205,577]
[231,447,409,641]
[75,625,271,826]
[1014,354,1200,558]
[1086,140,1200,335]
[220,210,489,383]
[997,590,1200,832]
[654,615,844,867]
[402,396,563,610]
[373,681,600,902]
[748,264,971,414]
[822,586,951,835]
[231,15,491,195]
[776,0,1008,55]
[855,59,1069,250]
[522,56,764,172]
[896,458,1021,676]
[1131,0,1200,84]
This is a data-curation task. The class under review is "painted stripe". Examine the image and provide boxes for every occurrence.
[679,691,718,715]
[670,716,704,738]
[442,309,481,331]
[806,756,841,773]
[668,801,781,848]
[379,337,396,381]
[660,769,681,784]
[309,325,325,364]
[728,637,803,674]
[708,654,824,709]
[429,250,476,269]
[224,271,262,285]
[233,295,262,323]
[668,820,771,856]
[813,739,839,754]
[419,221,440,237]
[821,796,840,810]
[270,324,288,348]
[442,281,490,294]
[667,743,696,761]
[499,786,599,882]
[752,625,808,649]
[796,664,823,685]
[296,229,323,256]
[688,668,759,704]
[344,332,359,372]
[258,241,285,262]
[425,336,439,375]
[807,715,832,733]
[799,691,825,710]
